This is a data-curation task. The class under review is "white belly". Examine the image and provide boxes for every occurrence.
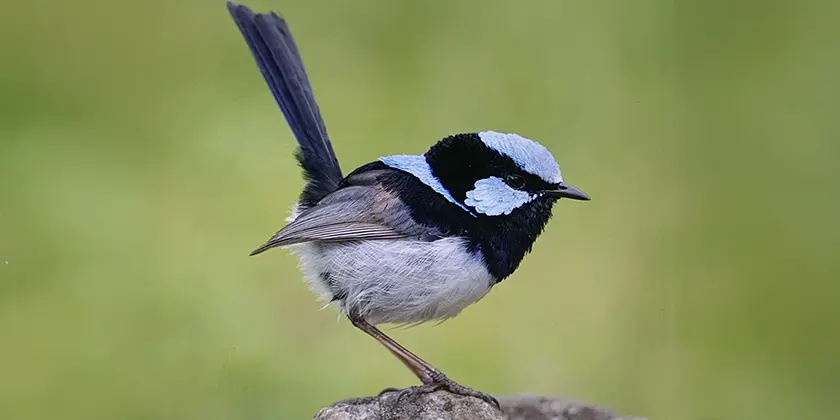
[285,237,495,325]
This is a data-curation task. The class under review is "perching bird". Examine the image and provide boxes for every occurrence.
[226,1,590,409]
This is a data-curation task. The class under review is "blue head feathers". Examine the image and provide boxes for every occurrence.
[380,131,565,217]
[477,131,563,184]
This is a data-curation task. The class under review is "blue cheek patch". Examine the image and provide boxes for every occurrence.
[464,177,536,216]
[379,155,477,216]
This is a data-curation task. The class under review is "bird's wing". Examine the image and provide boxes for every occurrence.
[250,170,436,255]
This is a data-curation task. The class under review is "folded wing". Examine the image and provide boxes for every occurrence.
[250,174,437,255]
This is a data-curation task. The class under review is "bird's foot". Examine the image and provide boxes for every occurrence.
[429,378,501,410]
[387,377,500,410]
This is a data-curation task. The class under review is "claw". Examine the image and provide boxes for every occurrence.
[412,378,501,411]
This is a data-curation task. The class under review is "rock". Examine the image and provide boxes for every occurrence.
[313,388,645,420]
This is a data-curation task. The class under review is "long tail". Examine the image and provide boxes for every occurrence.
[227,1,343,209]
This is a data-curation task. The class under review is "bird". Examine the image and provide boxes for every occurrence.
[225,1,590,409]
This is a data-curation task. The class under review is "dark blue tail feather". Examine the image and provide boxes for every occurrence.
[227,1,342,208]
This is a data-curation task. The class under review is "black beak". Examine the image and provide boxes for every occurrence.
[542,183,590,201]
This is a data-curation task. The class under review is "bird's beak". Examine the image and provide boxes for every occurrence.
[542,183,590,201]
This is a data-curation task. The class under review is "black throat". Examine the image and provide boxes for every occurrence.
[470,196,555,281]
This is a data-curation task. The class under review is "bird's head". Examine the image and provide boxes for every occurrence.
[420,131,589,217]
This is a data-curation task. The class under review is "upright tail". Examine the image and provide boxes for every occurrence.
[227,1,343,209]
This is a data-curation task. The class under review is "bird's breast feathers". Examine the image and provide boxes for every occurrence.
[287,236,495,326]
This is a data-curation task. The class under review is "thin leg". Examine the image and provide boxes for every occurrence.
[348,315,500,410]
[349,316,442,383]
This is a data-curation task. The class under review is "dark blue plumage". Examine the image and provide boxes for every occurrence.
[227,1,342,208]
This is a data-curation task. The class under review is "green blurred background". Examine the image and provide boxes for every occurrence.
[1,0,838,419]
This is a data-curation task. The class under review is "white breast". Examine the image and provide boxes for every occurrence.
[285,237,495,325]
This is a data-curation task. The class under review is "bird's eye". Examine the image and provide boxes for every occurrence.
[505,174,526,190]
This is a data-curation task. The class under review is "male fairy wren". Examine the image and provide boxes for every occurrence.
[226,1,590,409]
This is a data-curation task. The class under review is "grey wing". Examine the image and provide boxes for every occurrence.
[249,179,436,255]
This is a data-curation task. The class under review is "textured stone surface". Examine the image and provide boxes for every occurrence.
[499,394,646,420]
[313,388,646,420]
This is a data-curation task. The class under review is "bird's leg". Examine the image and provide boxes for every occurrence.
[348,315,439,382]
[348,315,500,410]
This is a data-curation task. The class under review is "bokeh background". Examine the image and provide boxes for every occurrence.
[2,1,838,419]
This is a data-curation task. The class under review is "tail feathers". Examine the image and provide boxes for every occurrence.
[227,1,342,207]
